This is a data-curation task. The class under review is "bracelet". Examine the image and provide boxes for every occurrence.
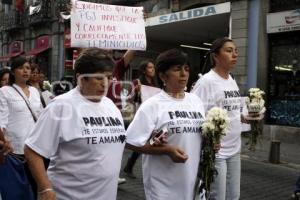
[38,188,54,194]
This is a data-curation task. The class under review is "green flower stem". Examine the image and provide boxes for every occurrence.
[247,120,263,151]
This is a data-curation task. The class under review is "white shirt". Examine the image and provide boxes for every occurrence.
[25,87,126,200]
[192,69,242,159]
[0,84,42,154]
[41,90,54,106]
[126,91,205,200]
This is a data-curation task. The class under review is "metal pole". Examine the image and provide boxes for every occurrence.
[246,0,260,88]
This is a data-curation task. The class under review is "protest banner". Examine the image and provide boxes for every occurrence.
[71,0,146,50]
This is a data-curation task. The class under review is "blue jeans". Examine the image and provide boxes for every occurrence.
[209,153,241,200]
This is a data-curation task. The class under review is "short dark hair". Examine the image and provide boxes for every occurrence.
[30,63,40,73]
[9,55,29,85]
[74,48,114,77]
[155,49,188,88]
[10,55,28,71]
[209,37,233,66]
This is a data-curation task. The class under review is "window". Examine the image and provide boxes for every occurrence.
[267,31,300,127]
[270,0,300,13]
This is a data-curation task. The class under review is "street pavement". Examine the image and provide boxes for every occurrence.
[117,137,300,200]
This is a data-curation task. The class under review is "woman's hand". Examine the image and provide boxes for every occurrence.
[149,130,168,146]
[166,145,188,163]
[0,139,13,156]
[0,128,13,156]
[152,133,168,146]
[213,143,221,153]
[241,114,250,124]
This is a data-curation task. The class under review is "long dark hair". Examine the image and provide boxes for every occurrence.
[201,37,233,74]
[138,60,158,87]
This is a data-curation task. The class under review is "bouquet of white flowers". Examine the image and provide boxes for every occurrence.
[194,107,230,199]
[245,88,265,116]
[43,81,52,92]
[245,88,266,151]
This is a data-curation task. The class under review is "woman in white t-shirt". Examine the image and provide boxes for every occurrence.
[192,37,243,200]
[0,55,43,197]
[126,49,205,200]
[24,48,126,200]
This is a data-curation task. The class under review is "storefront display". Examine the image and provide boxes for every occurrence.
[268,31,300,127]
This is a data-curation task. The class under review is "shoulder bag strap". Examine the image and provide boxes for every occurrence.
[39,91,46,108]
[12,86,37,122]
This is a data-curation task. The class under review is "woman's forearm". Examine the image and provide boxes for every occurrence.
[125,143,171,155]
[24,145,52,191]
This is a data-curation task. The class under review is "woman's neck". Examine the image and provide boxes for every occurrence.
[29,81,40,90]
[213,66,230,79]
[165,88,185,99]
[145,76,153,85]
[14,81,28,89]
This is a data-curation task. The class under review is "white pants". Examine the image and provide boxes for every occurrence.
[209,153,241,200]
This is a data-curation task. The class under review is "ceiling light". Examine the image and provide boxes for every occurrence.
[180,45,210,51]
[203,43,212,46]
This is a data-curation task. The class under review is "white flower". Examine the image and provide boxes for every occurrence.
[246,88,266,114]
[260,99,265,107]
[245,97,250,104]
[43,81,52,91]
[202,107,229,137]
[249,88,260,93]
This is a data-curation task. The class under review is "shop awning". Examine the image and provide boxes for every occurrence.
[26,35,51,58]
[0,55,10,62]
[26,46,49,56]
[0,52,23,63]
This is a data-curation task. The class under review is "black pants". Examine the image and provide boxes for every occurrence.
[14,155,37,199]
[124,151,140,173]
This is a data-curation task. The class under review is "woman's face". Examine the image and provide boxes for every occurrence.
[160,64,189,93]
[29,68,39,83]
[144,62,155,78]
[0,73,9,87]
[214,41,238,71]
[79,71,113,102]
[13,62,31,84]
[39,72,45,83]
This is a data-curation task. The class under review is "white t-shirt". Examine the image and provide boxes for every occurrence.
[192,69,242,159]
[0,84,42,154]
[126,91,205,200]
[25,87,126,200]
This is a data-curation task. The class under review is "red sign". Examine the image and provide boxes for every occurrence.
[26,35,50,57]
[9,41,23,54]
[65,60,73,69]
[15,0,24,12]
[64,28,71,48]
[36,35,50,49]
